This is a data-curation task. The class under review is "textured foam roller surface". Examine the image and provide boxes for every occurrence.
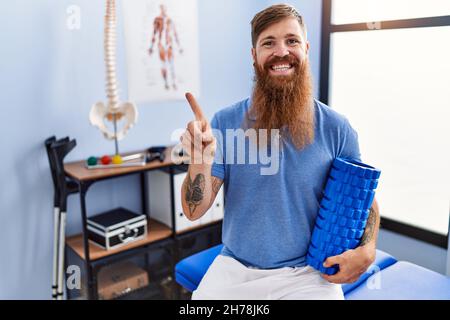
[306,158,381,275]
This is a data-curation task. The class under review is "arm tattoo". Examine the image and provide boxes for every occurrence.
[184,173,205,217]
[212,177,222,194]
[360,207,378,246]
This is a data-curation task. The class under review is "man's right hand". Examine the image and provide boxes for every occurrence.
[181,92,216,165]
[181,93,223,221]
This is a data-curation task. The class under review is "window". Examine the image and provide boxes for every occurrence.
[332,0,450,24]
[321,0,450,247]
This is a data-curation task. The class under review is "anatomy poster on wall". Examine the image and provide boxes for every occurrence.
[122,0,200,103]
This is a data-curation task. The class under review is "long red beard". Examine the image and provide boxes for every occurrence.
[248,56,315,150]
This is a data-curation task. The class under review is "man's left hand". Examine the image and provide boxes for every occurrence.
[321,244,376,284]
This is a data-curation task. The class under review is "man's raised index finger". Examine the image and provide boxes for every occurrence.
[185,92,207,121]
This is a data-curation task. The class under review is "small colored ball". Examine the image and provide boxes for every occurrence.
[112,155,123,165]
[101,155,111,165]
[87,156,98,166]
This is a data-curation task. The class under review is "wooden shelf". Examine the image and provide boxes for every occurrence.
[66,219,172,261]
[64,145,189,182]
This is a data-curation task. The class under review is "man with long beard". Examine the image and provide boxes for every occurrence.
[180,4,380,300]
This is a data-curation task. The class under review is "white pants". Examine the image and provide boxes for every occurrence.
[192,255,344,300]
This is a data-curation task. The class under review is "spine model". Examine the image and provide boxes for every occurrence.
[104,0,119,114]
[90,0,138,149]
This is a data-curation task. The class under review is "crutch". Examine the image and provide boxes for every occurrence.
[45,136,64,299]
[45,137,77,299]
[53,139,77,300]
[56,192,66,300]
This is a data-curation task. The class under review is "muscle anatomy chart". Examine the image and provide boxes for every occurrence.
[123,0,200,103]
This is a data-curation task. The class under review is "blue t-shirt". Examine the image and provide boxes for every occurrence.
[210,97,361,269]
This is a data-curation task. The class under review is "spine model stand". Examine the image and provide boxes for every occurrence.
[90,0,138,157]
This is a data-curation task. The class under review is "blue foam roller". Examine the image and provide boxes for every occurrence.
[336,237,346,246]
[326,246,334,256]
[357,178,371,189]
[331,225,340,235]
[343,172,351,184]
[329,168,344,180]
[309,244,321,257]
[318,252,327,262]
[317,241,326,251]
[336,194,344,204]
[344,197,353,207]
[306,254,320,269]
[321,197,337,211]
[364,170,373,179]
[315,215,326,227]
[323,266,339,275]
[346,219,357,228]
[322,222,332,232]
[307,158,381,275]
[353,209,363,220]
[361,210,370,220]
[311,228,323,246]
[337,206,347,216]
[341,239,350,248]
[357,220,367,230]
[356,229,365,239]
[350,175,360,187]
[352,198,363,210]
[345,207,354,218]
[339,228,349,237]
[349,239,359,249]
[369,180,379,189]
[356,166,366,178]
[318,207,332,219]
[343,184,353,196]
[371,170,381,179]
[332,158,348,171]
[351,187,361,198]
[348,229,357,239]
[334,181,343,192]
[358,189,369,200]
[364,190,376,209]
[331,214,338,224]
[324,181,336,196]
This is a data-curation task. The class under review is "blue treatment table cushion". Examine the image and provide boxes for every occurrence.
[345,261,450,300]
[175,246,398,295]
[175,246,450,299]
[175,244,224,292]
